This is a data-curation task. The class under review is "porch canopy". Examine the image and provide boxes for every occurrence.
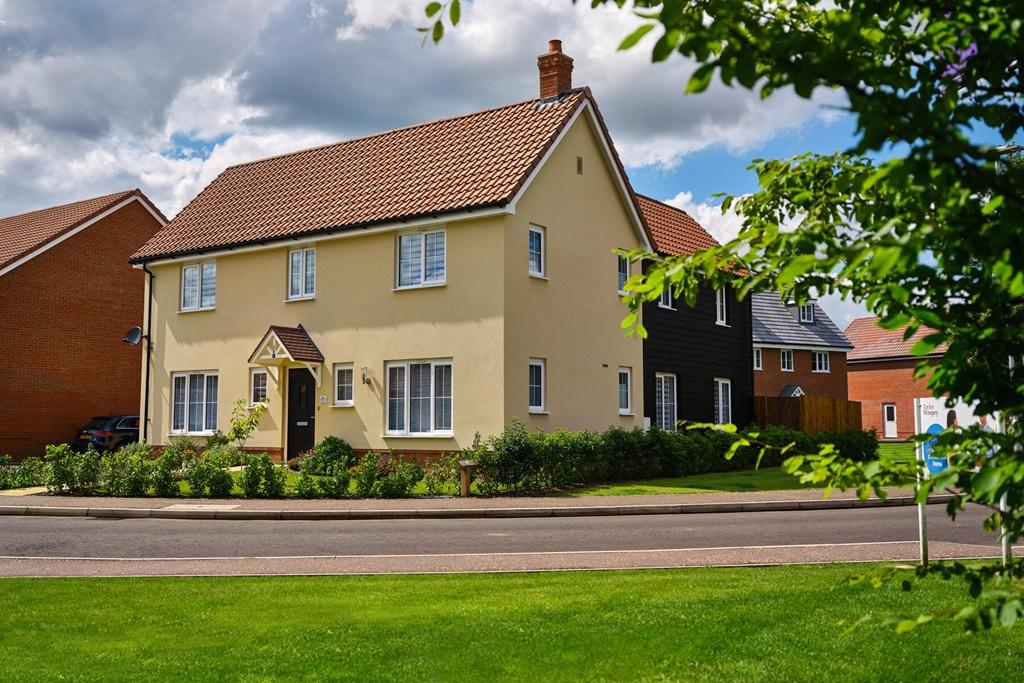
[248,324,324,386]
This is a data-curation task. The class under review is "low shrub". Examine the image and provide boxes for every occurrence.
[240,452,285,498]
[318,464,351,498]
[186,448,233,498]
[0,456,47,490]
[103,443,153,496]
[45,443,102,495]
[153,450,182,498]
[423,452,460,496]
[476,420,538,491]
[305,436,354,476]
[352,452,423,498]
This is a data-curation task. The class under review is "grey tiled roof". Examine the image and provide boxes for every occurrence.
[751,292,853,350]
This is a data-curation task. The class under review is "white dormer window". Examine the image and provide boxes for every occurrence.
[181,261,216,311]
[715,288,728,325]
[288,247,316,300]
[617,254,629,294]
[798,303,814,323]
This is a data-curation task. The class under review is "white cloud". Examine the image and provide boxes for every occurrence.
[662,190,746,244]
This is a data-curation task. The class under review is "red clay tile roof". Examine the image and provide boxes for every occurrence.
[132,89,602,263]
[252,325,324,363]
[0,190,154,272]
[844,316,947,361]
[635,194,719,256]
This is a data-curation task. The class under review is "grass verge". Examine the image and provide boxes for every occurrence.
[0,566,1020,681]
[561,466,813,496]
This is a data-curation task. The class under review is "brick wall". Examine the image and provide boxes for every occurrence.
[0,200,162,459]
[847,358,938,440]
[754,348,849,400]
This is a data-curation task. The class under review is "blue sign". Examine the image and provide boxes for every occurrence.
[921,422,947,475]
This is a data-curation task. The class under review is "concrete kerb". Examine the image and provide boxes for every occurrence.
[0,494,959,522]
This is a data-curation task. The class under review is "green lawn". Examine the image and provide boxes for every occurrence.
[1,566,1020,681]
[561,466,813,496]
[880,441,917,463]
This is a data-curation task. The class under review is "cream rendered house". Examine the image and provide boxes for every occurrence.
[131,42,652,460]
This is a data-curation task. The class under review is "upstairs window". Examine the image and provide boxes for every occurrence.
[798,303,814,323]
[715,288,728,325]
[529,359,546,413]
[812,351,831,373]
[659,285,673,309]
[713,378,732,425]
[753,348,762,371]
[181,261,216,311]
[528,226,545,277]
[617,254,629,294]
[397,230,446,288]
[781,349,794,372]
[288,247,316,299]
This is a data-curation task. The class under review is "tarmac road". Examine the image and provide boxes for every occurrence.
[0,504,1014,576]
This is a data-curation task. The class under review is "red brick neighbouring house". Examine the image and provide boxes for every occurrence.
[752,293,853,400]
[844,317,945,441]
[0,190,166,459]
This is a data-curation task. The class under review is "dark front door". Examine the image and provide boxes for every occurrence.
[287,368,316,460]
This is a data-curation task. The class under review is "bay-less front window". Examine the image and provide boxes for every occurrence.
[528,226,545,277]
[250,368,267,405]
[713,378,732,425]
[386,359,452,435]
[618,367,632,415]
[334,363,354,406]
[812,351,830,373]
[715,287,728,325]
[654,373,677,430]
[781,349,795,372]
[181,261,216,311]
[288,247,316,299]
[171,371,218,434]
[528,359,546,413]
[617,254,629,294]
[397,231,446,288]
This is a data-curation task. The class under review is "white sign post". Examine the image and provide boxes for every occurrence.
[913,398,929,566]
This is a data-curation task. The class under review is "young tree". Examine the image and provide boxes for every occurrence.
[426,1,1024,630]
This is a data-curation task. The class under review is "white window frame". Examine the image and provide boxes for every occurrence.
[528,358,546,413]
[395,230,446,289]
[715,287,728,326]
[384,359,453,436]
[618,367,633,415]
[714,378,732,425]
[170,371,218,435]
[658,285,674,309]
[333,363,354,407]
[654,372,677,431]
[753,347,763,371]
[249,367,268,406]
[798,303,815,323]
[617,254,629,295]
[781,349,795,372]
[287,247,316,300]
[812,351,831,373]
[528,225,546,278]
[180,261,216,311]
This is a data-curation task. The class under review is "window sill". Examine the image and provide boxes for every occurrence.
[529,273,549,281]
[169,431,216,437]
[285,295,316,303]
[179,307,215,314]
[619,411,635,417]
[617,290,628,297]
[528,409,549,415]
[781,369,795,373]
[754,368,763,372]
[715,322,730,327]
[393,282,446,292]
[812,370,831,374]
[657,304,676,310]
[382,433,455,439]
[332,402,354,408]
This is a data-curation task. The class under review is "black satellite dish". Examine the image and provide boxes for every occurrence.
[123,326,144,345]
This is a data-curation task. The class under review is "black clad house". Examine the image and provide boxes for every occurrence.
[636,195,754,429]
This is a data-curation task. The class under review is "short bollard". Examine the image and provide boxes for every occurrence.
[458,460,477,497]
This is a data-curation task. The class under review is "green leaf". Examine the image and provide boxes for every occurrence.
[618,24,656,51]
[686,64,716,93]
[425,2,442,18]
[431,20,444,44]
[449,0,460,25]
[981,195,1003,215]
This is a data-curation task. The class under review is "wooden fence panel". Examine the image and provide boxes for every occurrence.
[754,395,862,432]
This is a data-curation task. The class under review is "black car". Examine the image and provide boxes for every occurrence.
[74,416,140,452]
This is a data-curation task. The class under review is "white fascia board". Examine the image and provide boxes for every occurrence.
[1,195,165,278]
[753,343,852,353]
[506,100,654,253]
[135,205,510,268]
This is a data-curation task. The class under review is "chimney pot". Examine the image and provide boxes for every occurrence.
[538,39,574,98]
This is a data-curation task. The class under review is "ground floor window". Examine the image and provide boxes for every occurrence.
[654,373,677,430]
[172,371,218,434]
[386,359,452,435]
[250,368,267,405]
[714,378,732,425]
[334,363,354,406]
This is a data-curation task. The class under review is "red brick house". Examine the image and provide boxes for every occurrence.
[0,190,166,458]
[752,293,852,400]
[845,317,945,440]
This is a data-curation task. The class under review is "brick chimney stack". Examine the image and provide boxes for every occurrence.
[538,39,573,98]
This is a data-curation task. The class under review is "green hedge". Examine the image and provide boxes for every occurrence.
[472,421,879,493]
